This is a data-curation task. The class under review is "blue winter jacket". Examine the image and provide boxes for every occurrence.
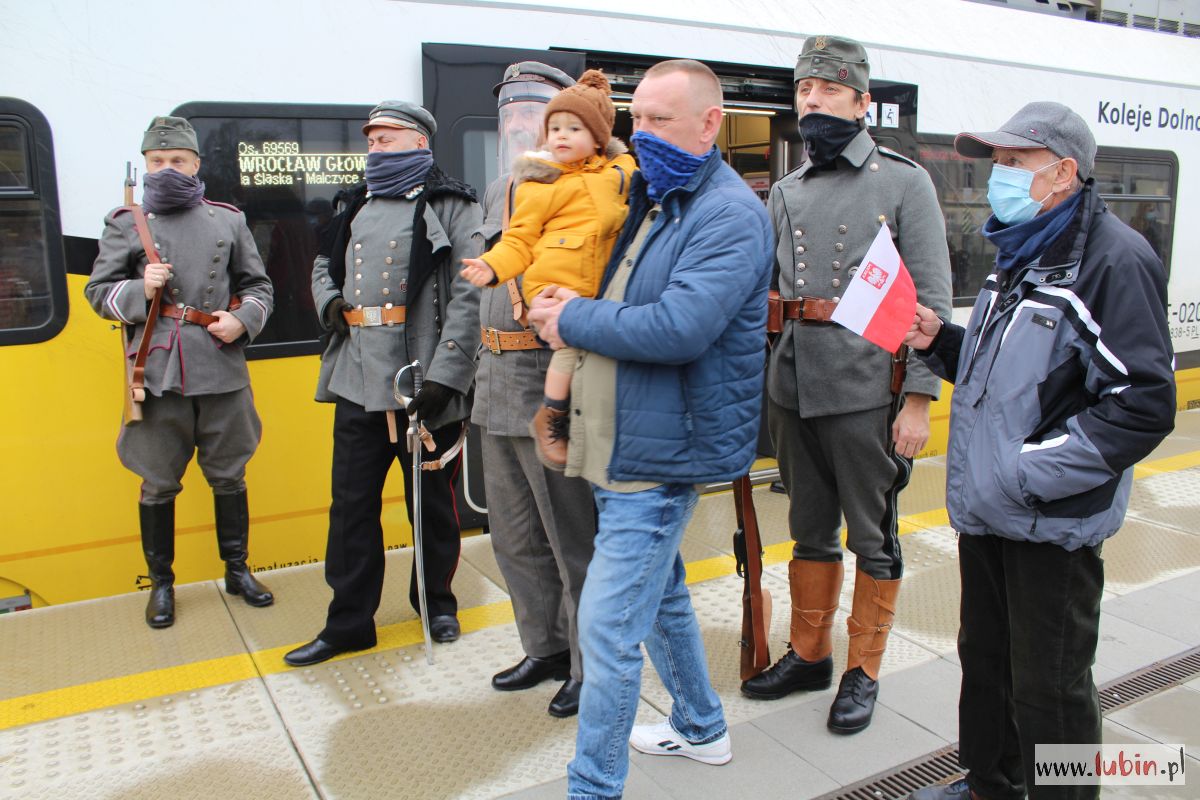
[919,181,1175,550]
[557,149,773,484]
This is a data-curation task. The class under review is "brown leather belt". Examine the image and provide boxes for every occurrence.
[344,305,406,327]
[767,292,838,333]
[160,304,220,327]
[481,326,543,353]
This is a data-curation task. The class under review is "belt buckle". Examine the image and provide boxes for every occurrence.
[362,306,383,327]
[485,327,502,354]
[179,304,196,322]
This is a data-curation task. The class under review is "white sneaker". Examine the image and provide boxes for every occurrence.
[628,719,732,765]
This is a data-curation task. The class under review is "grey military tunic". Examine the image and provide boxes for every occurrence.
[767,129,951,416]
[85,199,274,500]
[312,190,482,427]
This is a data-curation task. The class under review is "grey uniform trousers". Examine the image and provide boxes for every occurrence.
[768,397,910,580]
[482,431,596,681]
[117,387,262,503]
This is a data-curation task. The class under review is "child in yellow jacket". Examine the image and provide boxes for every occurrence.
[462,70,635,468]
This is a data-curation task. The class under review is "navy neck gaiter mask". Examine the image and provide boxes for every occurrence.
[141,168,205,214]
[630,131,710,203]
[366,149,434,198]
[798,112,861,168]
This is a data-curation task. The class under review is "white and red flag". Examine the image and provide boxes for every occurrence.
[830,223,915,352]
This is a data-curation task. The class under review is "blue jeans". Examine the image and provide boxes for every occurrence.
[567,483,727,800]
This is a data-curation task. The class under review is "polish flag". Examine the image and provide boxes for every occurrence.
[830,223,915,353]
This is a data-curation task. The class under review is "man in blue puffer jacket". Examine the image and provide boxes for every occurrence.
[529,59,772,800]
[905,102,1175,800]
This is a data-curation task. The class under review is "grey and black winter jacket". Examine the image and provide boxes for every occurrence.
[919,181,1175,550]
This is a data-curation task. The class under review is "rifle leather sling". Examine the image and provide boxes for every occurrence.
[128,205,164,401]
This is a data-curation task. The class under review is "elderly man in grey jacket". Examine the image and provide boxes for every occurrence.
[743,35,952,735]
[285,101,483,667]
[86,115,275,630]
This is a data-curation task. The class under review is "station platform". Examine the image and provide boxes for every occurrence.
[3,411,1200,800]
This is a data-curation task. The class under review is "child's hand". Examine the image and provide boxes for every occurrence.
[460,258,497,287]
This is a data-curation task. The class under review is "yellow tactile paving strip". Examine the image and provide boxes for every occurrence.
[3,442,1198,733]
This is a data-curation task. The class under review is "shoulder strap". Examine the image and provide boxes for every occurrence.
[127,205,164,397]
[500,175,531,328]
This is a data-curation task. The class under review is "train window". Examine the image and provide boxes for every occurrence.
[916,139,997,304]
[0,101,68,345]
[175,103,372,358]
[1092,153,1175,272]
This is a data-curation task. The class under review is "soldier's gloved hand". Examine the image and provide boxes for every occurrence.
[407,380,459,422]
[324,297,351,336]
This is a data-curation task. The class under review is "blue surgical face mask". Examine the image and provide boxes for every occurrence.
[987,159,1061,225]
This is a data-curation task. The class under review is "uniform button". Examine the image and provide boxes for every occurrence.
[355,258,363,266]
[382,288,390,295]
[209,271,217,278]
[217,240,225,247]
[797,263,806,271]
[796,245,805,254]
[355,273,362,280]
[434,315,441,324]
[447,342,457,350]
[208,209,214,216]
[870,162,879,172]
[834,243,844,252]
[385,257,393,265]
[171,288,180,296]
[389,241,397,249]
[793,229,803,237]
[319,277,327,284]
[832,261,841,270]
[838,225,847,234]
[354,243,362,251]
[796,278,806,288]
[206,286,214,293]
[832,295,840,303]
[831,278,841,288]
[381,272,389,279]
[203,301,211,309]
[154,242,161,250]
[354,289,361,296]
[212,255,221,263]
[147,213,156,220]
[384,302,394,309]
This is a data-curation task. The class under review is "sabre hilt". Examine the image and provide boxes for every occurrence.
[393,360,424,430]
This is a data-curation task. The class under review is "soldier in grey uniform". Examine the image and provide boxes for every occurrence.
[741,37,952,734]
[85,116,275,629]
[284,102,483,667]
[475,62,597,718]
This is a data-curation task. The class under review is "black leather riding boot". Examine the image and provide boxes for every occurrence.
[214,490,274,607]
[139,501,175,629]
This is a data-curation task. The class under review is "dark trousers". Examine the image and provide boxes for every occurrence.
[957,532,1104,800]
[320,397,463,648]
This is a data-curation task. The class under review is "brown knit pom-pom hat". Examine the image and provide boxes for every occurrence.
[543,69,615,150]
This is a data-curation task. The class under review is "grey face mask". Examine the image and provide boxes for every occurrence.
[141,168,205,214]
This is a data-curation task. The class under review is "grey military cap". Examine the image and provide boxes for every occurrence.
[955,101,1097,180]
[493,61,576,100]
[794,35,870,94]
[141,115,199,154]
[362,100,437,139]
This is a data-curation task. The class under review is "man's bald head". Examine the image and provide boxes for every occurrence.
[643,59,723,114]
[632,59,724,155]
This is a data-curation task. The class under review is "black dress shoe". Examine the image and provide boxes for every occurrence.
[740,649,833,700]
[548,677,582,717]
[827,667,879,734]
[492,650,571,691]
[429,614,460,643]
[283,637,372,667]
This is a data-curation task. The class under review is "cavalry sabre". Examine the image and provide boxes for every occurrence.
[394,360,436,665]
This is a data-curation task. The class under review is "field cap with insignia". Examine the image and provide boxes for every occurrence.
[493,61,575,102]
[362,100,437,139]
[955,101,1096,180]
[794,35,869,94]
[141,116,199,154]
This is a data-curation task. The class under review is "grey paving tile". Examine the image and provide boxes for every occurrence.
[876,657,963,741]
[1152,568,1200,602]
[629,719,839,800]
[1094,612,1191,676]
[1102,585,1200,647]
[1097,721,1191,800]
[1107,686,1200,753]
[750,692,947,785]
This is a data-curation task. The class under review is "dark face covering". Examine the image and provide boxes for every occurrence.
[365,149,434,198]
[798,112,862,168]
[141,168,205,214]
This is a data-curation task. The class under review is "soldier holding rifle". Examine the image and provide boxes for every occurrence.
[85,116,275,630]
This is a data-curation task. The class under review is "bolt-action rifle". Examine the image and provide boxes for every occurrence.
[119,162,166,425]
[733,475,772,680]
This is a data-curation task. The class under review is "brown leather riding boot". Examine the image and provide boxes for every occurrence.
[741,559,843,700]
[828,570,901,734]
[529,405,569,471]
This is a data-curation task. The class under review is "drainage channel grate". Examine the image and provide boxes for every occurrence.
[818,646,1200,800]
[1098,645,1200,712]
